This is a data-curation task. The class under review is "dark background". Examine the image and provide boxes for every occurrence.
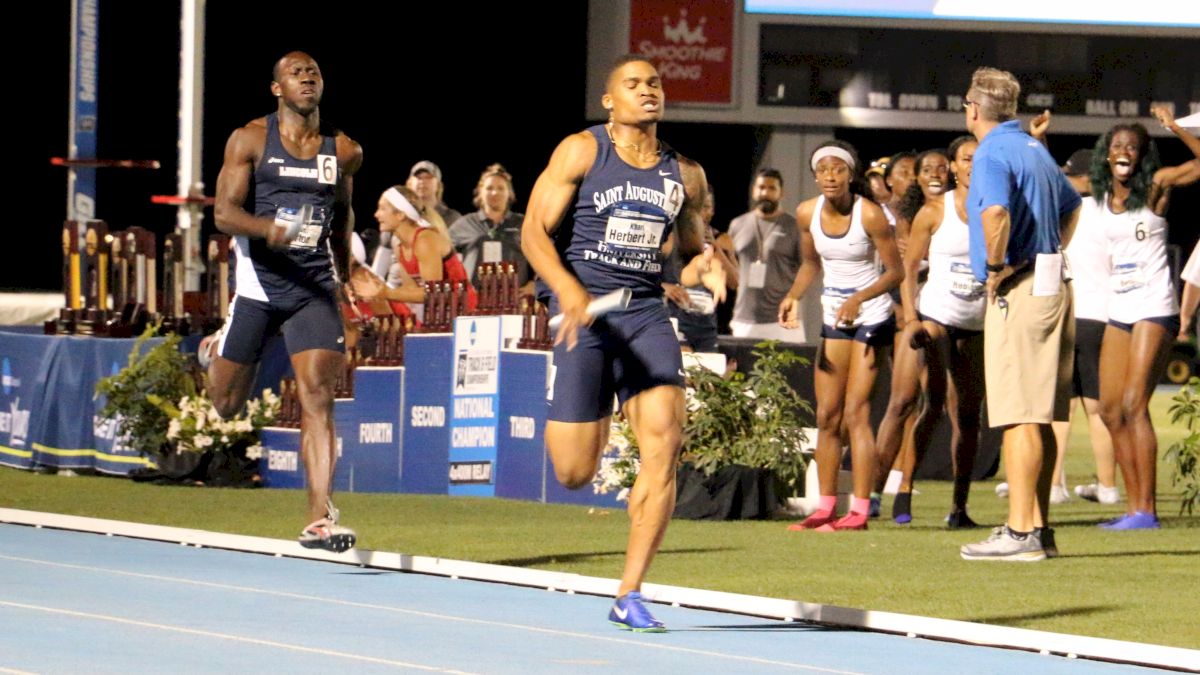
[13,2,1198,292]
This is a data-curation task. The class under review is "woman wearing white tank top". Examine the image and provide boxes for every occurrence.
[778,141,903,532]
[1092,108,1200,530]
[874,140,987,528]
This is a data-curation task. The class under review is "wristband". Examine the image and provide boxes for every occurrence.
[986,262,1005,273]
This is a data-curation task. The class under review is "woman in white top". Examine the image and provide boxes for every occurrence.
[1094,108,1200,530]
[779,140,903,532]
[875,139,986,528]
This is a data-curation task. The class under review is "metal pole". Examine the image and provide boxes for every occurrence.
[178,0,206,291]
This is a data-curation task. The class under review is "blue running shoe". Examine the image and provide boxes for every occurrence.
[1098,513,1131,529]
[609,592,666,632]
[1104,511,1160,530]
[868,493,881,519]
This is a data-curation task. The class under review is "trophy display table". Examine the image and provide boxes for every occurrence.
[257,316,625,509]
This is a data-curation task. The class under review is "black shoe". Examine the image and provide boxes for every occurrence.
[1036,527,1058,558]
[945,509,979,529]
[892,492,912,524]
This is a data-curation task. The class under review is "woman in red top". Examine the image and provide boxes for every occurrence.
[352,184,476,316]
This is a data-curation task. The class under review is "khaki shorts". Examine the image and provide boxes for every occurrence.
[983,272,1074,427]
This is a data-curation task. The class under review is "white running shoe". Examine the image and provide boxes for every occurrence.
[298,498,357,553]
[1075,483,1120,505]
[1050,485,1071,505]
[995,482,1009,498]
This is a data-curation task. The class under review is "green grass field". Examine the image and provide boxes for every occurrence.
[3,390,1197,649]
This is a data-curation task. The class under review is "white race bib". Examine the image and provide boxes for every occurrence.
[949,261,984,300]
[317,154,337,185]
[1111,260,1145,294]
[604,212,665,249]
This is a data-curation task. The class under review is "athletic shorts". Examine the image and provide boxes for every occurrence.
[1107,315,1180,336]
[1072,318,1105,400]
[669,303,719,352]
[217,293,345,365]
[820,317,896,346]
[548,297,684,423]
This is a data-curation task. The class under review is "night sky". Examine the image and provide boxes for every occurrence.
[14,2,1197,292]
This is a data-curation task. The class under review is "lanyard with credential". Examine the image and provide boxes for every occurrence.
[754,216,772,262]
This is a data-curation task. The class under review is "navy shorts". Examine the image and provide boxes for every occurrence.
[1107,315,1180,336]
[668,303,719,352]
[820,317,896,346]
[1072,318,1105,400]
[218,293,345,365]
[548,297,684,423]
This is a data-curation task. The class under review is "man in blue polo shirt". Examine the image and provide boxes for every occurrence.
[959,67,1082,562]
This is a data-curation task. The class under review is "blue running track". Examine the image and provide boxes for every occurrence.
[0,524,1170,674]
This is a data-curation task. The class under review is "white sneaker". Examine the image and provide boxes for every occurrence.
[960,524,1047,561]
[995,482,1009,498]
[1075,483,1120,505]
[1050,485,1071,505]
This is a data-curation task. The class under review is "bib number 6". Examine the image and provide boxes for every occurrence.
[318,154,337,185]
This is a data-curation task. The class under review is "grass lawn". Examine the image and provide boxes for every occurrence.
[3,389,1197,649]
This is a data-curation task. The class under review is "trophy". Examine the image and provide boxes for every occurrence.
[76,221,111,336]
[46,221,84,334]
[204,234,231,332]
[160,233,189,335]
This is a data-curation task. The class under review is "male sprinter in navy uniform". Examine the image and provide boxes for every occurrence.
[208,51,363,552]
[522,55,719,631]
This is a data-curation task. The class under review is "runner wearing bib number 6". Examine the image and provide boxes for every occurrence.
[208,51,363,552]
[1093,109,1200,530]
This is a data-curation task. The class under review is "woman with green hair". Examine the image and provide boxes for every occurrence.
[1093,107,1200,530]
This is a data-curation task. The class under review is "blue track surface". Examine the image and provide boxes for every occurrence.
[0,524,1166,674]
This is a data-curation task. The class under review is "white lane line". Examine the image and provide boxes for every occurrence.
[0,554,862,674]
[0,600,474,674]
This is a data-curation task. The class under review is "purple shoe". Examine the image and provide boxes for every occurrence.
[1098,513,1131,529]
[1104,511,1160,531]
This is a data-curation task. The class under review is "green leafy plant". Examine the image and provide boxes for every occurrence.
[592,341,813,499]
[95,326,196,460]
[684,341,812,496]
[1166,376,1200,515]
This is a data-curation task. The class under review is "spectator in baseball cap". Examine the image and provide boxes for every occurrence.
[407,159,463,228]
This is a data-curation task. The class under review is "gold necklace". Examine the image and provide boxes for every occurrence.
[606,122,660,161]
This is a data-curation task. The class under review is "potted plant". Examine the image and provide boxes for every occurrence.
[595,341,812,519]
[95,326,197,468]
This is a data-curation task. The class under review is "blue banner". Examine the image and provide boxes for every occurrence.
[259,427,303,489]
[495,351,551,501]
[400,335,453,494]
[70,0,99,220]
[331,398,358,492]
[0,331,157,474]
[0,336,49,469]
[349,368,404,493]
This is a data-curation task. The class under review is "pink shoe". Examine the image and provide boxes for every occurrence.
[831,512,869,530]
[788,510,836,531]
